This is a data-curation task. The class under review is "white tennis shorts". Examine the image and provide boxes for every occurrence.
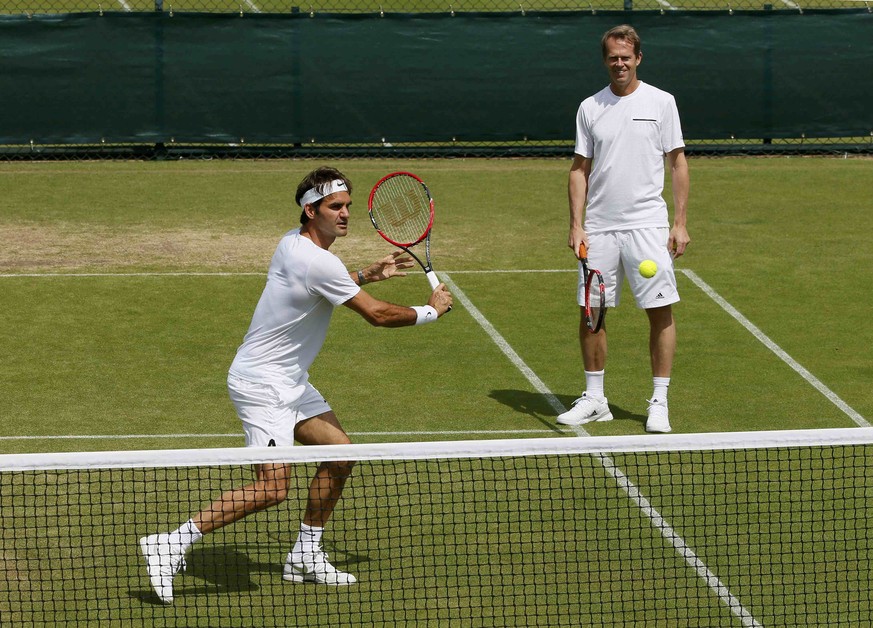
[577,227,680,310]
[227,373,332,447]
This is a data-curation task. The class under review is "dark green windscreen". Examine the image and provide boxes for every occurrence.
[1,11,870,144]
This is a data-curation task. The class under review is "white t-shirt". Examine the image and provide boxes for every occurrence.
[228,229,360,398]
[574,81,684,234]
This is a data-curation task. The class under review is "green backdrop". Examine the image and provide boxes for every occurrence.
[1,11,870,144]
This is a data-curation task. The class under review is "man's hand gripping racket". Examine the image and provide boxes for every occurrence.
[368,171,451,313]
[579,243,606,333]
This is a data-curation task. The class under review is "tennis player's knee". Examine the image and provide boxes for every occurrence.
[646,304,674,327]
[257,478,291,506]
[253,465,292,506]
[322,459,356,481]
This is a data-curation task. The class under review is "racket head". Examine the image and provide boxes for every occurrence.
[368,172,434,248]
[584,268,606,333]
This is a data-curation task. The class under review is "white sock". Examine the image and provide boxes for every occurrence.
[585,370,605,399]
[652,377,671,403]
[168,519,202,554]
[293,522,324,555]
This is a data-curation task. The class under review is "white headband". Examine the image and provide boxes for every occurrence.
[299,179,349,208]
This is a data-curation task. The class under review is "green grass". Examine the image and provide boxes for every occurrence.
[1,156,872,625]
[4,448,871,625]
[2,157,869,451]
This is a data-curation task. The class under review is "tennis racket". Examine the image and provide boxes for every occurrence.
[368,171,441,290]
[579,243,606,333]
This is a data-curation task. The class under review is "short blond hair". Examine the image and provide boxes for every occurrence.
[601,24,641,59]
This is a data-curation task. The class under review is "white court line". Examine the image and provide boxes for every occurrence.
[0,272,263,278]
[439,274,580,432]
[598,455,760,626]
[0,429,569,441]
[680,269,869,428]
[0,270,559,279]
[441,272,761,627]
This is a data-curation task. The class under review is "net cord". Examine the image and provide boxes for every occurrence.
[2,427,872,472]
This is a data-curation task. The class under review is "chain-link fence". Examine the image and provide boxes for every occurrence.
[2,138,871,161]
[3,0,871,13]
[2,0,871,159]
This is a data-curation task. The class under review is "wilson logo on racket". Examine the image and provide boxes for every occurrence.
[368,171,442,291]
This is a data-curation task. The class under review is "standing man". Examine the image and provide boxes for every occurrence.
[557,24,689,434]
[140,166,453,603]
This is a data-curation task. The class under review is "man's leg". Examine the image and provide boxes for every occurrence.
[645,304,675,433]
[294,411,354,527]
[194,462,293,533]
[141,462,292,603]
[284,411,358,585]
[647,304,675,378]
[581,309,607,372]
[557,310,613,426]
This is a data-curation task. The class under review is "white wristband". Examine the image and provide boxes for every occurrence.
[411,305,438,325]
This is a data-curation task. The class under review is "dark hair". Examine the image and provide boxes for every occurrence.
[601,24,641,59]
[295,166,353,225]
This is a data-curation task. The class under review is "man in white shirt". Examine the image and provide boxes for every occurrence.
[557,25,690,434]
[140,166,453,603]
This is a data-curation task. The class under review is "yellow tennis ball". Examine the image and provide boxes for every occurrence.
[639,260,658,278]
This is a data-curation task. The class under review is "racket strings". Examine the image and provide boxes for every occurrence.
[371,178,432,246]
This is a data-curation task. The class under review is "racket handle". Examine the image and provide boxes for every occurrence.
[578,243,588,260]
[426,270,452,313]
[426,271,440,290]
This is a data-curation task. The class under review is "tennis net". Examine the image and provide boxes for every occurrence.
[1,428,872,626]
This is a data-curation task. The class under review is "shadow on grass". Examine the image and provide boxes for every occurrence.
[132,546,260,606]
[133,543,369,605]
[488,389,563,434]
[489,389,646,431]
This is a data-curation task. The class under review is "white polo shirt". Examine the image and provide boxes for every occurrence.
[228,229,360,396]
[574,81,684,234]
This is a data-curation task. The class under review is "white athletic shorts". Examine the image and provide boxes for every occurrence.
[227,373,332,447]
[577,227,680,310]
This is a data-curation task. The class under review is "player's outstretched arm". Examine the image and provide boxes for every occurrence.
[344,285,452,328]
[351,251,415,286]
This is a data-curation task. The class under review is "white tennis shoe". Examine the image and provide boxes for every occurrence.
[283,548,357,586]
[645,398,671,433]
[557,393,613,426]
[139,533,187,604]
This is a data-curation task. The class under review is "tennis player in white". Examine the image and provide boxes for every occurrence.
[140,166,453,603]
[557,24,690,434]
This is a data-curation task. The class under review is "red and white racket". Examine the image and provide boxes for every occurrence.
[579,242,606,333]
[368,171,441,290]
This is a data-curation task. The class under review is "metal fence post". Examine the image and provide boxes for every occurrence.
[154,0,166,158]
